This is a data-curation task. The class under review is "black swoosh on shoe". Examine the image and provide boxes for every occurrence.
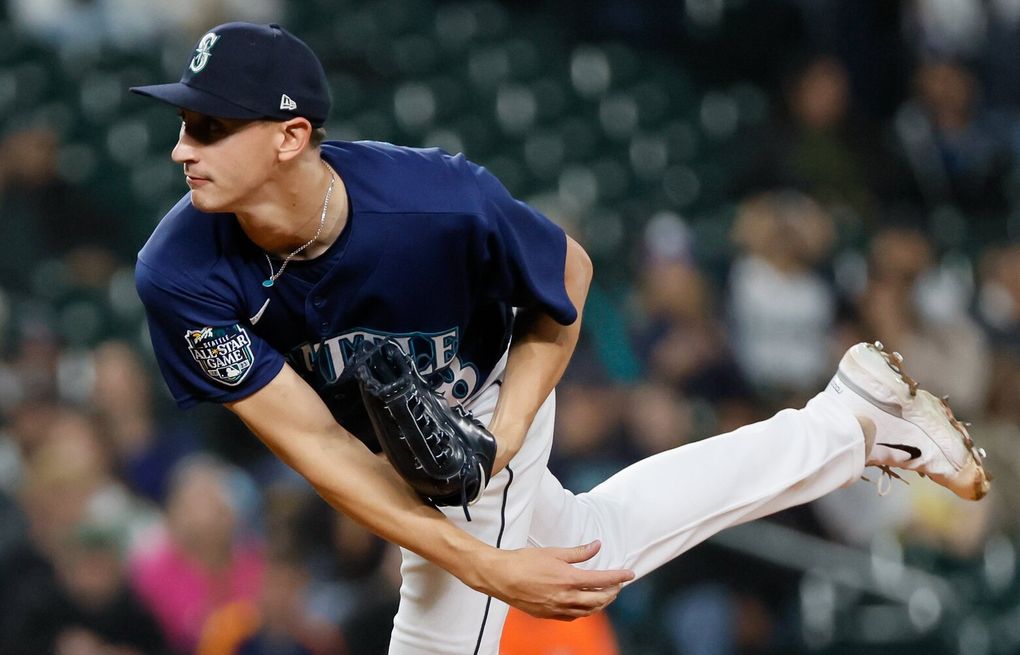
[877,443,922,459]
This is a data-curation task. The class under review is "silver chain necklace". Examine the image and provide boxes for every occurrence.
[262,164,336,288]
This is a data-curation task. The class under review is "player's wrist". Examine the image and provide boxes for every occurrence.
[451,542,505,595]
[489,417,530,473]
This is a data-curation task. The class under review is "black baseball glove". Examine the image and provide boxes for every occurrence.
[351,338,496,520]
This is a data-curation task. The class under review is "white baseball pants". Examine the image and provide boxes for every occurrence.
[387,386,865,654]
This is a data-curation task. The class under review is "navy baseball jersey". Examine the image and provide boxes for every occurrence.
[136,141,576,447]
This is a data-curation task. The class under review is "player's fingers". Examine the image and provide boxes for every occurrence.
[560,539,602,564]
[547,588,622,620]
[571,565,635,589]
[575,585,623,611]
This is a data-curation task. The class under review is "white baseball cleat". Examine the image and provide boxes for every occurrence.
[825,341,990,501]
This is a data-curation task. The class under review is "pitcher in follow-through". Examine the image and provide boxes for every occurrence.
[130,22,990,655]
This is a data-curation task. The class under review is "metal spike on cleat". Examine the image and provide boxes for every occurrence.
[873,341,919,397]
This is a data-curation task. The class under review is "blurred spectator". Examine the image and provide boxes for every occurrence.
[90,340,200,503]
[2,398,57,484]
[982,0,1020,106]
[49,523,169,655]
[889,59,1013,242]
[197,546,347,655]
[0,126,115,292]
[1,409,162,655]
[973,244,1020,536]
[744,54,886,228]
[631,258,721,385]
[977,243,1020,354]
[236,481,398,655]
[297,505,400,655]
[727,190,838,397]
[7,319,62,406]
[18,408,157,557]
[856,227,990,416]
[903,0,988,61]
[129,455,264,654]
[620,382,694,457]
[0,489,56,655]
[789,1,911,119]
[628,225,748,412]
[0,515,167,655]
[548,379,629,493]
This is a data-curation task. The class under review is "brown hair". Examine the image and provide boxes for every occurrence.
[310,127,327,148]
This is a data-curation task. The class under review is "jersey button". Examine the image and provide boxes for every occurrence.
[312,295,324,307]
[319,321,329,333]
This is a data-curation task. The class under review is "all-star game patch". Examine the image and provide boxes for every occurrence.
[185,325,254,386]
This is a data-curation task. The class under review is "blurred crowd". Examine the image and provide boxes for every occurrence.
[1,1,1020,654]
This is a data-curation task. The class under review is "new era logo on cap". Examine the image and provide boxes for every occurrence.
[280,94,297,111]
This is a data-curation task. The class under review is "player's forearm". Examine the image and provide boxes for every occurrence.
[228,369,495,585]
[488,236,593,471]
[300,433,495,579]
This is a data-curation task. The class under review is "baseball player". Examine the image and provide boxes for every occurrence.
[130,23,990,655]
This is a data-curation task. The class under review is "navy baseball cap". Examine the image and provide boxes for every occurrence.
[130,22,331,127]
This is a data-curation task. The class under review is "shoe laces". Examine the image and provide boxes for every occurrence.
[862,466,908,496]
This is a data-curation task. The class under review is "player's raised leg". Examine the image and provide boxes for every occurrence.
[527,385,865,577]
[527,341,989,578]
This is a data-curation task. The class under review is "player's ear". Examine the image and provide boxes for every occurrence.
[277,117,313,161]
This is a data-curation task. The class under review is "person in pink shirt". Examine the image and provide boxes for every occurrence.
[130,455,264,653]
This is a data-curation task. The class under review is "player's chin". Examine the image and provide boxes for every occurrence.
[188,188,226,213]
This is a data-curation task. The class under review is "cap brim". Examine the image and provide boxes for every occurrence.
[129,82,266,120]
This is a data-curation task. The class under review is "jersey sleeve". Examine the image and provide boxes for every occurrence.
[135,259,285,408]
[469,163,578,325]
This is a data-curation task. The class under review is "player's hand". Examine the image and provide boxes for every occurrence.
[474,540,635,620]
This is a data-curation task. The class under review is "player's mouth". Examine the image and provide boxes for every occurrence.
[185,174,210,188]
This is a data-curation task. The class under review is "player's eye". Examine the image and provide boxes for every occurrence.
[186,120,222,144]
[178,112,245,145]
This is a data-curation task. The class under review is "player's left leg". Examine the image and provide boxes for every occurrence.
[387,384,557,655]
[526,387,865,578]
[526,341,989,578]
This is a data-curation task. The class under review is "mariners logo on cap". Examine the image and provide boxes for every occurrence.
[185,324,255,386]
[189,32,220,74]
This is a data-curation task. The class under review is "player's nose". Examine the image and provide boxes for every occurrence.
[171,124,198,164]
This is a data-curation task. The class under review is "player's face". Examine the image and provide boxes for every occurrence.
[171,110,280,213]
